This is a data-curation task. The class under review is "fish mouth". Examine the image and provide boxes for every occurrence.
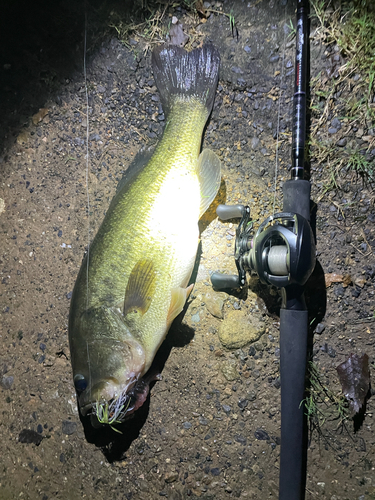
[81,373,161,427]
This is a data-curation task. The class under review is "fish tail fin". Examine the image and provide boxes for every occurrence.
[151,43,220,116]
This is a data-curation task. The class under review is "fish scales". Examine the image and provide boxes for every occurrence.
[69,43,221,427]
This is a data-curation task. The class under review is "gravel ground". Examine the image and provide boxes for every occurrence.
[1,1,374,499]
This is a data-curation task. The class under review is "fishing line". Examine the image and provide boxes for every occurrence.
[83,7,90,309]
[272,6,288,216]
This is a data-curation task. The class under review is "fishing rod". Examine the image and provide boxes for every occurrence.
[211,1,314,499]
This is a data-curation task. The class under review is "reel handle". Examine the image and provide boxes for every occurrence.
[216,204,246,220]
[211,272,240,290]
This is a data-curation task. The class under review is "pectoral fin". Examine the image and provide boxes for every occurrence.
[124,259,156,317]
[167,284,194,328]
[197,148,222,217]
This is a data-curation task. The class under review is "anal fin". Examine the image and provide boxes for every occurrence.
[197,149,222,218]
[167,284,194,328]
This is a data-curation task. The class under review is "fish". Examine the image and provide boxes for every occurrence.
[68,43,221,428]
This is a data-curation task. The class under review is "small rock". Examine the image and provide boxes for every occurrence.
[210,468,220,476]
[244,45,251,53]
[221,360,239,381]
[164,471,179,483]
[238,398,248,410]
[328,127,338,134]
[199,416,208,426]
[183,421,192,429]
[314,323,325,334]
[336,138,347,147]
[18,429,44,446]
[251,137,260,150]
[334,285,345,297]
[235,434,246,445]
[204,291,226,319]
[1,375,14,389]
[191,312,200,323]
[169,23,188,47]
[218,310,265,349]
[62,420,77,435]
[254,429,270,440]
[331,117,342,130]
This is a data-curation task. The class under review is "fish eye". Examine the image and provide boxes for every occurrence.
[74,374,87,392]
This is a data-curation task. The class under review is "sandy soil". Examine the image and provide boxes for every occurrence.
[1,1,374,499]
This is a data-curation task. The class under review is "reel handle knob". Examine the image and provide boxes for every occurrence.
[211,272,240,290]
[216,204,246,220]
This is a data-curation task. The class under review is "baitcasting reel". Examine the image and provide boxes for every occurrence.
[211,204,316,291]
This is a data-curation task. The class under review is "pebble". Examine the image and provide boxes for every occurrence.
[231,66,243,74]
[254,429,270,440]
[1,375,14,389]
[334,285,345,297]
[62,420,77,435]
[199,416,208,426]
[164,471,179,483]
[251,137,260,150]
[314,323,325,334]
[191,312,200,323]
[244,45,251,53]
[183,421,192,429]
[238,398,248,410]
[336,138,347,147]
[221,360,239,381]
[235,434,247,445]
[204,291,226,319]
[18,429,43,446]
[331,117,342,130]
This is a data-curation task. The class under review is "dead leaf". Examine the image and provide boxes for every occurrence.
[354,277,366,288]
[32,108,49,125]
[336,353,370,416]
[195,0,208,18]
[342,274,352,287]
[325,273,344,287]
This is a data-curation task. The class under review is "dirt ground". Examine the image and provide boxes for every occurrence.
[1,1,374,499]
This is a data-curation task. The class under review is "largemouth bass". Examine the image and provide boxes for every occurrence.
[68,43,221,427]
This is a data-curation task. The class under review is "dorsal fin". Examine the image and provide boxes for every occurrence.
[123,259,156,317]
